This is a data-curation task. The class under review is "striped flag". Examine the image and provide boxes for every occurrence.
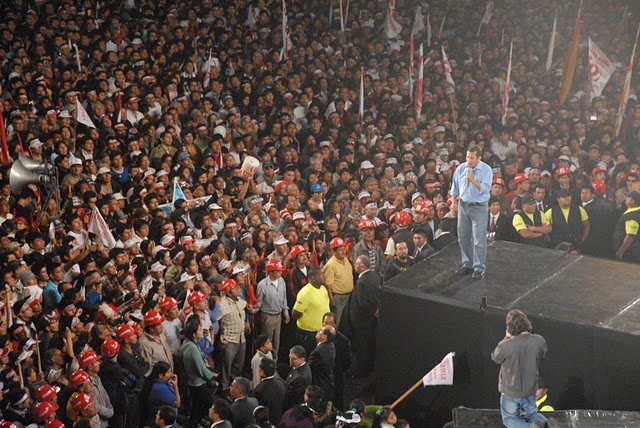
[279,0,293,61]
[616,24,640,136]
[442,46,455,86]
[559,0,583,104]
[501,41,513,126]
[415,43,424,120]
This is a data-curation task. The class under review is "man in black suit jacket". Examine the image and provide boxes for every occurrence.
[431,217,458,251]
[308,326,336,400]
[322,313,351,410]
[208,398,233,428]
[284,345,312,407]
[488,197,513,242]
[251,358,287,424]
[230,377,259,428]
[413,230,436,262]
[350,256,382,376]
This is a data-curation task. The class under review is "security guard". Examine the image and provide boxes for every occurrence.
[536,377,555,412]
[512,194,550,247]
[544,188,590,251]
[614,191,640,262]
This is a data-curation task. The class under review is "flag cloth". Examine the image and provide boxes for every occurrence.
[172,178,187,207]
[359,69,364,123]
[476,1,493,37]
[588,38,615,100]
[616,24,640,136]
[384,0,402,39]
[501,41,513,126]
[442,47,455,86]
[409,35,415,100]
[415,43,424,120]
[559,1,583,104]
[546,11,557,72]
[76,99,96,129]
[73,44,81,72]
[279,0,293,61]
[88,208,117,249]
[438,16,446,38]
[203,49,212,89]
[422,352,455,387]
[412,5,425,35]
[427,13,432,47]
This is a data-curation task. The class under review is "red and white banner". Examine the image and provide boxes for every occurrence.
[76,99,96,129]
[501,41,513,126]
[588,38,615,100]
[422,352,455,386]
[442,46,455,86]
[412,5,425,35]
[279,0,292,61]
[88,208,117,249]
[415,44,424,120]
[384,0,402,39]
[616,24,640,136]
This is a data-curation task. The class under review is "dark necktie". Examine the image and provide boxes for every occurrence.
[490,216,496,232]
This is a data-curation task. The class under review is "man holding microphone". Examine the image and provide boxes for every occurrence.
[450,145,493,279]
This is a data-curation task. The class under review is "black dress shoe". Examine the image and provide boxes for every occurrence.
[471,270,485,279]
[456,267,474,275]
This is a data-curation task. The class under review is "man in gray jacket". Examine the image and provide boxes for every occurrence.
[491,309,548,428]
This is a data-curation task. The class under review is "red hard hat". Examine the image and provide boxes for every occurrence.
[513,173,528,185]
[0,422,19,428]
[591,166,607,177]
[69,369,90,389]
[289,244,306,259]
[45,421,65,428]
[492,177,505,187]
[393,210,412,227]
[414,203,429,215]
[358,219,375,230]
[77,350,100,369]
[330,237,346,249]
[160,296,179,313]
[219,278,238,294]
[591,179,606,195]
[265,258,283,272]
[143,310,166,327]
[101,338,120,358]
[187,291,206,307]
[35,384,61,403]
[555,166,571,178]
[71,393,95,412]
[34,401,58,421]
[116,324,135,342]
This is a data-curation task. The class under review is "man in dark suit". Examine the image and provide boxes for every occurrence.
[322,312,351,410]
[229,377,259,428]
[432,218,458,251]
[413,230,436,262]
[284,345,312,407]
[534,185,551,213]
[580,185,617,258]
[350,256,382,376]
[251,358,287,424]
[488,197,513,242]
[208,399,233,428]
[308,326,336,400]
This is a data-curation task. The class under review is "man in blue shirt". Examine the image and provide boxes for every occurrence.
[450,145,493,279]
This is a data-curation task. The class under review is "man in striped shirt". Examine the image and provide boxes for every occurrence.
[256,259,290,362]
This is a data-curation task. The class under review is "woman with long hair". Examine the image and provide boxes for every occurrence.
[372,406,397,428]
[138,360,180,427]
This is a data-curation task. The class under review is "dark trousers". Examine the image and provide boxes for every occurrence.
[188,383,213,427]
[296,327,317,357]
[352,315,377,375]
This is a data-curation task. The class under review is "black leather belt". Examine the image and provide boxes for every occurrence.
[460,201,486,207]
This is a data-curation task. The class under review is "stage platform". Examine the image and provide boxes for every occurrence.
[377,241,640,427]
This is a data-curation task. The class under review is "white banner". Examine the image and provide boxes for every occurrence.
[76,99,96,129]
[88,208,116,249]
[588,38,615,100]
[422,352,455,387]
[442,47,455,86]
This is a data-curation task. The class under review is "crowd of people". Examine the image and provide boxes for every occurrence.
[0,0,640,426]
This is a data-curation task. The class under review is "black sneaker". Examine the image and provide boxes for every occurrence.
[471,270,485,279]
[456,267,474,275]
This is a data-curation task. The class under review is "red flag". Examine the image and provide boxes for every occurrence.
[501,41,513,126]
[0,103,9,165]
[616,24,640,136]
[559,0,583,104]
[442,46,455,86]
[415,43,424,120]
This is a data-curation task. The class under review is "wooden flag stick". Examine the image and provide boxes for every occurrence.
[390,378,423,409]
[5,286,11,327]
[345,0,350,30]
[338,0,344,31]
[449,92,460,144]
[35,332,43,375]
[17,358,24,388]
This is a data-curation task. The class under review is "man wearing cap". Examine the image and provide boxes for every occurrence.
[78,350,114,428]
[71,393,100,426]
[322,238,354,326]
[351,219,385,275]
[385,210,415,260]
[256,259,290,361]
[506,173,530,203]
[450,146,493,279]
[543,189,590,251]
[512,195,551,248]
[139,310,173,375]
[614,191,640,262]
[218,279,248,390]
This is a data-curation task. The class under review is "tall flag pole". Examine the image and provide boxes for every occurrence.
[426,13,432,47]
[415,43,424,121]
[409,35,415,101]
[559,0,583,104]
[616,24,640,137]
[359,67,364,125]
[438,16,446,38]
[279,0,292,61]
[546,10,557,72]
[501,41,513,126]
